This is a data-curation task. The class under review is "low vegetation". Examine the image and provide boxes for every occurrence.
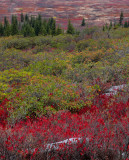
[0,18,129,159]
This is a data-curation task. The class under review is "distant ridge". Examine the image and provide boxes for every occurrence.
[0,0,129,27]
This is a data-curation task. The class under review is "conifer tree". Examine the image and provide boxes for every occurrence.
[11,15,18,35]
[4,17,11,36]
[56,25,62,35]
[40,25,47,36]
[51,19,56,36]
[4,17,9,28]
[30,16,35,28]
[49,18,54,29]
[81,18,86,26]
[38,14,42,33]
[4,24,11,36]
[119,11,124,26]
[67,20,75,34]
[105,23,108,30]
[109,21,112,30]
[103,25,105,31]
[42,19,47,32]
[38,14,42,24]
[21,13,24,23]
[0,23,4,36]
[34,19,40,36]
[46,22,51,35]
[22,23,35,37]
[18,21,22,31]
[25,14,29,22]
[124,21,128,28]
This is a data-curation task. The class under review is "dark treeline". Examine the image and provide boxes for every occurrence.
[0,12,129,37]
[103,11,129,31]
[0,13,63,37]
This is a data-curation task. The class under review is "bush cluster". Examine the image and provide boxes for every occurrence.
[0,26,129,159]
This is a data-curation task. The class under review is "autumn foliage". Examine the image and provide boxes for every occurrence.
[0,27,129,159]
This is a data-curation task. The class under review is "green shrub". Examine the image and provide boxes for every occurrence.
[77,40,89,52]
[0,49,33,71]
[27,59,67,76]
[34,36,52,46]
[7,38,33,49]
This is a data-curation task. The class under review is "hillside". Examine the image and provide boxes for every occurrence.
[0,0,129,27]
[0,26,129,159]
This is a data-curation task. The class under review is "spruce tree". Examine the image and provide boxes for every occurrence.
[25,14,29,23]
[109,21,112,30]
[67,20,75,34]
[124,21,128,28]
[21,13,24,23]
[119,11,124,26]
[22,23,35,37]
[81,18,86,26]
[51,19,56,36]
[4,17,9,28]
[11,15,18,35]
[38,14,42,24]
[49,18,54,29]
[40,25,47,36]
[56,25,62,35]
[38,14,42,33]
[43,19,47,28]
[42,19,47,32]
[46,22,51,35]
[34,19,40,36]
[105,23,108,30]
[4,17,11,36]
[30,16,35,28]
[0,23,4,36]
[4,24,11,36]
[103,26,105,31]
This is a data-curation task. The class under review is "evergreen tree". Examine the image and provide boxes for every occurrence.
[42,19,47,31]
[56,25,62,35]
[46,21,51,35]
[25,14,29,22]
[18,21,22,31]
[105,23,108,30]
[109,21,112,30]
[67,20,75,34]
[22,23,35,37]
[3,17,11,36]
[30,16,35,28]
[103,25,105,31]
[81,18,86,26]
[40,25,47,36]
[0,23,4,36]
[34,19,40,36]
[38,14,42,24]
[124,21,128,28]
[21,13,24,23]
[119,11,124,26]
[43,19,47,27]
[51,19,56,36]
[4,24,11,36]
[11,15,18,35]
[4,17,9,28]
[48,18,54,29]
[38,14,42,33]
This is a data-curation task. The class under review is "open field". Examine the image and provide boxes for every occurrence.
[0,0,129,27]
